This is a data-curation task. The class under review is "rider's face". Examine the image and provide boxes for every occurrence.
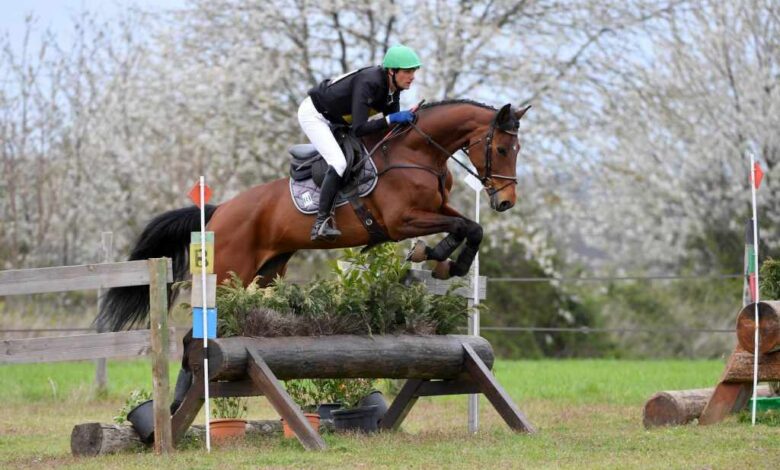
[392,68,417,90]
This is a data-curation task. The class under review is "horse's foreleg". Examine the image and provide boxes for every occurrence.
[448,221,483,277]
[403,204,469,260]
[395,209,469,242]
[422,232,465,261]
[395,208,482,278]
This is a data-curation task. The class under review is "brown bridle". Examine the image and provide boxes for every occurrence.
[456,109,520,197]
[371,106,520,198]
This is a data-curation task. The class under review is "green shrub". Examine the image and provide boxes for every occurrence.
[328,378,376,408]
[283,379,324,411]
[283,378,378,410]
[760,258,780,300]
[206,244,470,338]
[211,397,248,419]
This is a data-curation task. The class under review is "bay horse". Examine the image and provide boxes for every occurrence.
[97,99,530,332]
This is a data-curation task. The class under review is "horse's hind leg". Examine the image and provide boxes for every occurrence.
[171,329,196,415]
[170,363,193,414]
[256,251,296,287]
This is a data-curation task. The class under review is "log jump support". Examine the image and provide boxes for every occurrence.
[380,343,534,433]
[170,334,534,450]
[171,349,325,450]
[698,347,780,424]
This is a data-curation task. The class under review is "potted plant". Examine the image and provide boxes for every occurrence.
[312,379,346,420]
[115,389,154,444]
[330,378,382,433]
[281,379,322,438]
[210,396,248,443]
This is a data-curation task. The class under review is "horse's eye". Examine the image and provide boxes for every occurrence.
[497,146,507,156]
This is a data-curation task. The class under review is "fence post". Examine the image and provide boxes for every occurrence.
[148,258,173,454]
[94,231,113,394]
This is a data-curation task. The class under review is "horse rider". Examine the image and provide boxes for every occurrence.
[298,44,421,241]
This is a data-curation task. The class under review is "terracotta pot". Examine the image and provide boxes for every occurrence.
[281,413,321,439]
[209,419,247,443]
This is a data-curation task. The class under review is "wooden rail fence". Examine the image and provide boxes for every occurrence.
[0,258,175,454]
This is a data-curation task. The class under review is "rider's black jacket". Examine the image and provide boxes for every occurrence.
[308,66,401,137]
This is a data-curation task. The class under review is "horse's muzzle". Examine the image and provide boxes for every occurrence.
[490,192,515,212]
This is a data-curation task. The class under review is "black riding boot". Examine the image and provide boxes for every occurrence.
[311,166,343,241]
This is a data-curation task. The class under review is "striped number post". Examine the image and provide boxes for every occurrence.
[190,232,217,339]
[188,177,215,451]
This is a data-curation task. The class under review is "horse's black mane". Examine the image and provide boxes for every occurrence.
[419,99,496,111]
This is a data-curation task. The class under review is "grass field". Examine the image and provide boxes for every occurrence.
[1,359,779,469]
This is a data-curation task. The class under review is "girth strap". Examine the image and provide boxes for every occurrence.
[344,189,393,248]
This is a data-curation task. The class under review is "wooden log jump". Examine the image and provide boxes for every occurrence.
[697,301,780,425]
[194,334,495,381]
[735,301,780,354]
[643,385,772,428]
[170,334,533,451]
[642,301,780,427]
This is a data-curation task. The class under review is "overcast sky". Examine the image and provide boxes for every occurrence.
[1,0,185,53]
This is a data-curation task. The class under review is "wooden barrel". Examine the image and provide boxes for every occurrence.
[188,334,494,381]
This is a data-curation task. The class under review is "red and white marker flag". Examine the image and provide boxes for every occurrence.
[188,180,212,208]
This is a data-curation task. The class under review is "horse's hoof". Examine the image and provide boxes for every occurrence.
[406,240,427,263]
[432,260,452,280]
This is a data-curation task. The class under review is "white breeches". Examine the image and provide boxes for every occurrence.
[297,96,347,177]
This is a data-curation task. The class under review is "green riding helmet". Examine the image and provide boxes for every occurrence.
[382,45,422,69]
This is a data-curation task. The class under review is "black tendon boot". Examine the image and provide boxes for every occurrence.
[169,368,193,415]
[311,166,343,241]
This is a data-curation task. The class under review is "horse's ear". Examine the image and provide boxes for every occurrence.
[514,105,531,120]
[496,103,513,126]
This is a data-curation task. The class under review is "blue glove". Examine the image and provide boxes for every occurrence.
[387,110,415,124]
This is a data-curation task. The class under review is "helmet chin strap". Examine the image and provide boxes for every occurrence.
[391,70,401,91]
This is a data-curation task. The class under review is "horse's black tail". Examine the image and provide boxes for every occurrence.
[95,205,218,332]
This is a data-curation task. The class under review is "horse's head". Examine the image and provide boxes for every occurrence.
[466,103,531,212]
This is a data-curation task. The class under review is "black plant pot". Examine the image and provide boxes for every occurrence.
[332,405,379,433]
[358,390,388,425]
[316,403,344,421]
[127,399,155,444]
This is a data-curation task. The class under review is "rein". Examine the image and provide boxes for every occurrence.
[370,109,519,198]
